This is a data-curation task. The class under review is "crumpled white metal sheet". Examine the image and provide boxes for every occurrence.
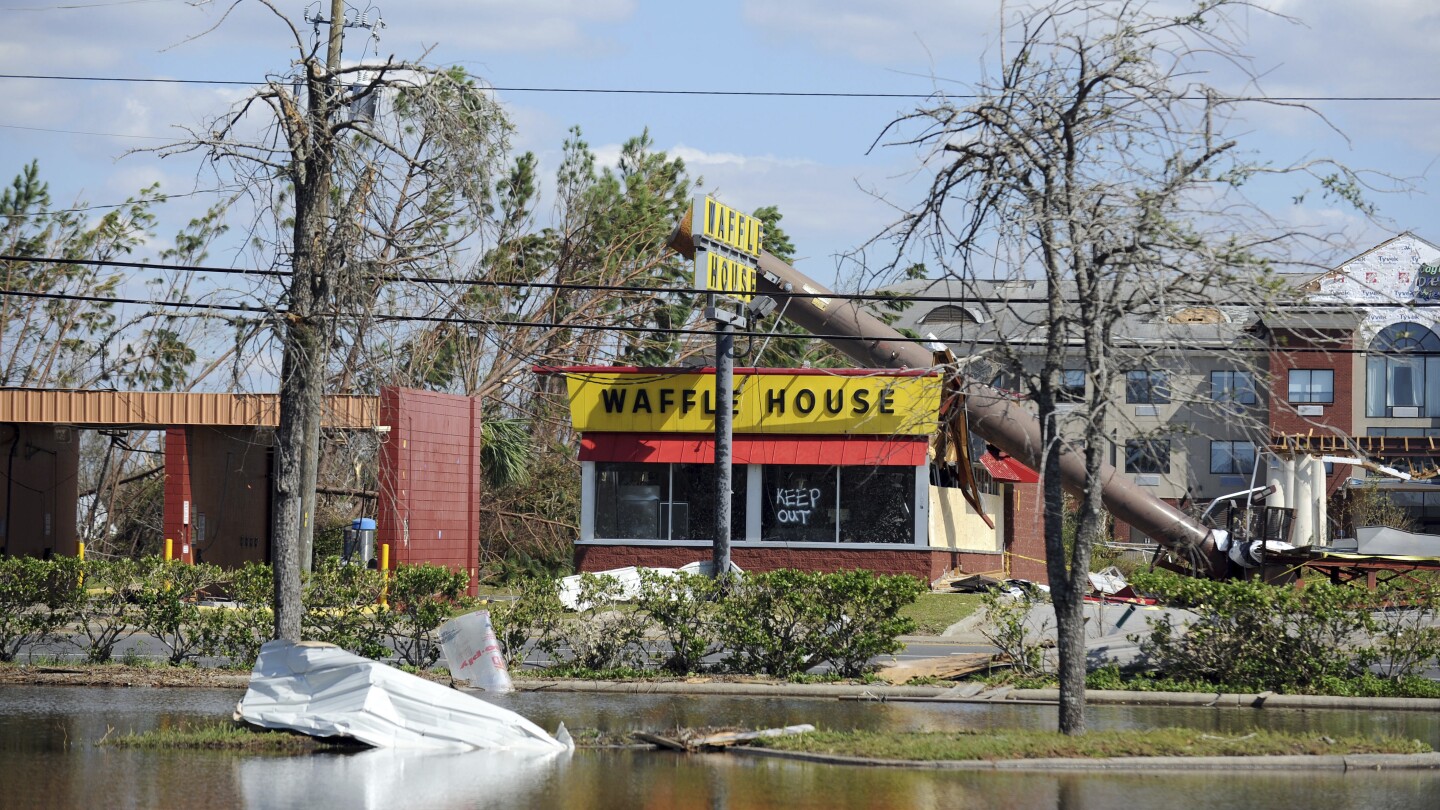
[236,639,568,753]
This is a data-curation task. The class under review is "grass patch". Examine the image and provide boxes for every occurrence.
[1084,666,1440,699]
[103,721,361,752]
[900,593,984,635]
[753,728,1431,761]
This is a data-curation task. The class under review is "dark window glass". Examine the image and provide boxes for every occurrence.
[1125,439,1171,474]
[1126,370,1170,404]
[762,465,838,543]
[595,462,668,540]
[1058,369,1085,403]
[1209,440,1256,475]
[1211,370,1257,404]
[1288,369,1334,404]
[838,466,915,544]
[595,462,744,541]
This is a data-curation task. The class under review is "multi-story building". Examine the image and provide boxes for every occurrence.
[883,233,1440,545]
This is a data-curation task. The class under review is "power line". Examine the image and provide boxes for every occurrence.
[0,122,170,141]
[0,283,1431,358]
[9,253,1440,312]
[3,73,1440,103]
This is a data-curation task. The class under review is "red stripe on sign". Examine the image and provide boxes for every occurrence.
[579,433,927,466]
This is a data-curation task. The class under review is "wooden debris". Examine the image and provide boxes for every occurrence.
[874,652,1003,685]
[633,724,816,752]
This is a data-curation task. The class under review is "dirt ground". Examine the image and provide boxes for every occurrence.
[0,664,251,689]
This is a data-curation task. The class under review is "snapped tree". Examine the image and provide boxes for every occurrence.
[878,0,1379,734]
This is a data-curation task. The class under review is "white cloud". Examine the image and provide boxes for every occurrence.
[741,0,997,65]
[383,0,637,55]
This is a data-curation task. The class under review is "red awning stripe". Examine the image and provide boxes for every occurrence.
[979,451,1039,483]
[580,433,928,466]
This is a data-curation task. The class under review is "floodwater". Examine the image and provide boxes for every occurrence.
[2,685,1439,809]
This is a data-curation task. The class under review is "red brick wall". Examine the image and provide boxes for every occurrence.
[377,388,482,594]
[1268,330,1355,437]
[162,427,195,563]
[1007,481,1049,583]
[573,543,1000,584]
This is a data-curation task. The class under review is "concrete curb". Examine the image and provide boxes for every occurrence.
[512,679,1440,712]
[729,748,1440,771]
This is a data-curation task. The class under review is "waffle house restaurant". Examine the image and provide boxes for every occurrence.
[542,366,1040,581]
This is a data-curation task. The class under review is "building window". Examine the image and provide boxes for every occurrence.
[1058,369,1085,403]
[1125,439,1171,474]
[1210,440,1256,475]
[1288,369,1334,404]
[1211,370,1257,405]
[761,464,915,544]
[595,462,745,541]
[1366,322,1440,417]
[1125,370,1170,404]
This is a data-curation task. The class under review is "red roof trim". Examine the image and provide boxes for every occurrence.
[580,433,928,466]
[980,451,1039,483]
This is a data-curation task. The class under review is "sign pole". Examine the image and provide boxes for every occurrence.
[687,195,762,582]
[713,304,735,579]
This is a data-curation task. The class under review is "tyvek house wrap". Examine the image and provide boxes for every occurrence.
[237,639,570,753]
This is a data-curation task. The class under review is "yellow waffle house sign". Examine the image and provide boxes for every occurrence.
[561,369,940,436]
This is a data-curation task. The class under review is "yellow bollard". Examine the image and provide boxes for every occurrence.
[165,538,174,561]
[379,543,390,609]
[77,542,85,589]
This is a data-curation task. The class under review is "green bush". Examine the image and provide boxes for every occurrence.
[978,587,1049,678]
[0,555,82,662]
[487,575,563,669]
[1132,574,1378,690]
[387,563,472,669]
[808,570,924,678]
[301,558,391,659]
[206,562,274,668]
[71,557,145,663]
[549,574,650,672]
[132,559,224,665]
[714,569,823,677]
[634,569,720,675]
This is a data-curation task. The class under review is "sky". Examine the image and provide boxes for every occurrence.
[3,0,1440,292]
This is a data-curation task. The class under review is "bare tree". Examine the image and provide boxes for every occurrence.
[878,0,1379,734]
[159,1,512,639]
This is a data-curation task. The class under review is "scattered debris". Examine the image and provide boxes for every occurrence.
[438,609,513,693]
[633,724,816,752]
[236,640,570,753]
[874,652,1003,685]
[557,561,743,610]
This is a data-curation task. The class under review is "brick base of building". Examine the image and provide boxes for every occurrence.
[574,544,1011,584]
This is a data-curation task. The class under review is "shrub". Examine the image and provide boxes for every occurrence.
[1132,574,1377,690]
[387,563,472,669]
[808,570,924,678]
[207,562,274,668]
[487,575,564,670]
[301,557,391,659]
[132,559,224,665]
[978,587,1049,677]
[634,569,720,675]
[549,573,650,672]
[1371,579,1440,682]
[71,557,145,663]
[715,570,824,677]
[0,556,82,662]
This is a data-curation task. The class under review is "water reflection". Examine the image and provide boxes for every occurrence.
[2,686,1439,810]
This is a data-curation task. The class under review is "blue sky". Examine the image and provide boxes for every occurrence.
[3,0,1440,290]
